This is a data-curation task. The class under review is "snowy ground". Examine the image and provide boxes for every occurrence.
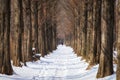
[0,45,116,80]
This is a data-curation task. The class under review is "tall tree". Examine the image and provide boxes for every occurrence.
[0,0,13,75]
[0,0,3,73]
[79,0,86,57]
[89,0,102,66]
[31,0,39,53]
[86,0,94,61]
[97,0,115,78]
[22,0,33,62]
[11,0,23,66]
[116,0,120,80]
[38,0,44,55]
[82,0,88,59]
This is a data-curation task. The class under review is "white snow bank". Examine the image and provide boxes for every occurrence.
[113,50,117,59]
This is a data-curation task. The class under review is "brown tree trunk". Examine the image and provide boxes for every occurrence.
[0,0,3,73]
[83,0,88,59]
[11,0,22,66]
[31,0,39,53]
[80,0,86,57]
[22,0,33,62]
[116,0,120,80]
[0,0,13,75]
[90,0,102,65]
[86,0,94,61]
[38,0,44,55]
[97,0,115,78]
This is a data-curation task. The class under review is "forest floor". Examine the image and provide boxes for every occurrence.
[0,45,116,80]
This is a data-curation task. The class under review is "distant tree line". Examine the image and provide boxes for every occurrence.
[0,0,120,79]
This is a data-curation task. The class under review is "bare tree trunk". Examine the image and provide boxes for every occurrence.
[31,0,39,53]
[0,0,13,75]
[37,0,43,55]
[97,0,115,78]
[11,0,22,66]
[116,0,120,80]
[90,0,102,65]
[80,0,86,57]
[22,0,32,62]
[83,0,88,59]
[86,0,94,61]
[0,0,3,73]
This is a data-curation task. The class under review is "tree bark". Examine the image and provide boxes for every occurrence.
[22,0,33,62]
[90,0,102,65]
[31,0,39,53]
[97,0,115,78]
[37,0,43,55]
[82,0,88,59]
[86,0,94,61]
[116,0,120,80]
[0,0,13,75]
[11,0,22,66]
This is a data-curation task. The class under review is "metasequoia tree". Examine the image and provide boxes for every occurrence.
[10,0,23,66]
[97,0,115,78]
[37,0,45,54]
[22,0,33,62]
[117,0,120,80]
[82,0,88,59]
[31,0,39,53]
[0,0,2,73]
[0,0,13,75]
[89,0,102,66]
[79,0,86,57]
[85,0,94,61]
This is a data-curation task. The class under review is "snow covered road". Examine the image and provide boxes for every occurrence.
[0,45,116,80]
[27,45,88,80]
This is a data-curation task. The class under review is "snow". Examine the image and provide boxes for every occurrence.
[0,45,116,80]
[32,48,36,51]
[113,50,117,59]
[35,54,41,56]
